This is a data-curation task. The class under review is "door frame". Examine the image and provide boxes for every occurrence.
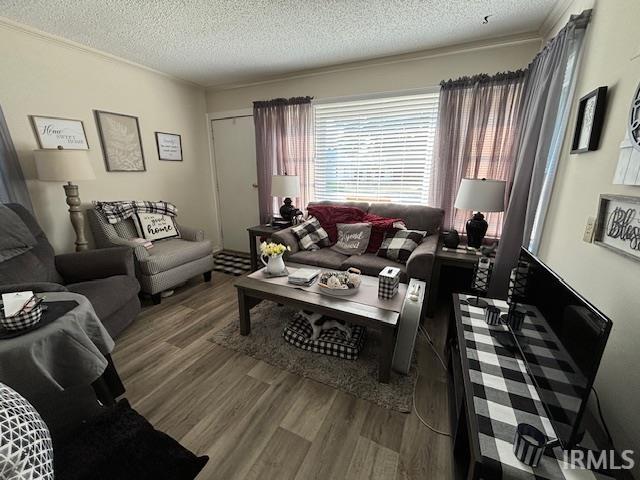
[206,108,254,253]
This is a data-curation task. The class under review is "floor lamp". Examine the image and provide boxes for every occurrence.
[34,148,95,252]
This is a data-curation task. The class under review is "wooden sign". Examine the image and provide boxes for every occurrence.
[594,194,640,262]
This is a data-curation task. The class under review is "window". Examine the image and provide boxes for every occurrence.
[314,92,439,204]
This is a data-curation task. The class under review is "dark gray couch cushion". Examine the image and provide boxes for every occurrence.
[0,204,62,284]
[367,203,443,235]
[288,249,349,270]
[67,275,140,320]
[341,253,407,283]
[0,204,37,262]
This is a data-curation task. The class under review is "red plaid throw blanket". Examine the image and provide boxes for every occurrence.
[93,201,178,224]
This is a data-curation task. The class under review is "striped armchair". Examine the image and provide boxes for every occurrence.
[87,209,214,304]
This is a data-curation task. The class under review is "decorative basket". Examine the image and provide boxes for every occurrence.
[0,303,43,332]
[318,268,361,296]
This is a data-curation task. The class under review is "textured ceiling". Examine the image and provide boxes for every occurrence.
[0,0,556,87]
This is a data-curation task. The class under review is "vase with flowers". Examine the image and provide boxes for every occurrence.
[260,242,290,275]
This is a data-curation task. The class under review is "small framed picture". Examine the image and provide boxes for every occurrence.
[571,86,607,154]
[94,110,146,172]
[29,115,89,150]
[155,132,183,161]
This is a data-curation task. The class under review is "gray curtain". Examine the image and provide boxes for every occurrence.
[253,97,314,224]
[0,105,33,210]
[430,72,526,239]
[489,10,591,297]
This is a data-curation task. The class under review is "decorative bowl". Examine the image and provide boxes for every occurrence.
[318,268,361,296]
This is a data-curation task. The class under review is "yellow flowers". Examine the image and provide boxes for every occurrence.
[260,242,290,257]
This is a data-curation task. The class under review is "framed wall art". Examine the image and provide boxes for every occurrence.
[594,194,640,263]
[29,115,89,150]
[571,86,607,154]
[94,110,146,172]
[155,132,183,161]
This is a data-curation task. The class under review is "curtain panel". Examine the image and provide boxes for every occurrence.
[489,10,591,297]
[253,96,314,224]
[0,105,33,210]
[430,71,526,239]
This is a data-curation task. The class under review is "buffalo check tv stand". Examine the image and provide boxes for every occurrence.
[448,293,625,480]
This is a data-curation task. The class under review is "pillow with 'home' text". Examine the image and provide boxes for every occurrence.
[134,213,180,241]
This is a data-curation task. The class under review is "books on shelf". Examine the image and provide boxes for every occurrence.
[288,268,321,286]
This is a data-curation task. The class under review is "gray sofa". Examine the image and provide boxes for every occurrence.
[87,208,214,304]
[0,203,141,338]
[272,201,444,283]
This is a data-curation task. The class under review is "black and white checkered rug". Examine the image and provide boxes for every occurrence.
[212,251,252,276]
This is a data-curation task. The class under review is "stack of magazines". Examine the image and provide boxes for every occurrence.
[288,268,321,287]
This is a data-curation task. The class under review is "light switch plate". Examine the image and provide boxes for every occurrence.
[583,216,596,243]
[632,43,640,61]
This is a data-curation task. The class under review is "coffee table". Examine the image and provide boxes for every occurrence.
[234,263,412,383]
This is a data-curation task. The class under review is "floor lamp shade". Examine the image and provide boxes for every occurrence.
[454,178,506,248]
[34,149,95,252]
[34,149,95,182]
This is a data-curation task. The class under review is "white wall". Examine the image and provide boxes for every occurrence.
[206,38,541,112]
[538,0,640,465]
[0,19,220,253]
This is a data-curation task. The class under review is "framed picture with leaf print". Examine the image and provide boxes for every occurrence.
[94,110,146,172]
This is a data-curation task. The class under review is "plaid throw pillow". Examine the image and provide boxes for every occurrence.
[377,229,426,264]
[291,218,331,251]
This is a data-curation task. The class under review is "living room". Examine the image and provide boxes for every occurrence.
[0,0,638,479]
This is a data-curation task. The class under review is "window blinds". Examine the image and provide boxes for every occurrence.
[314,92,439,204]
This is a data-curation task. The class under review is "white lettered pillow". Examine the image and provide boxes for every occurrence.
[134,213,180,241]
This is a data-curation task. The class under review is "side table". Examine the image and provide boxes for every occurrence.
[247,224,284,271]
[426,238,483,317]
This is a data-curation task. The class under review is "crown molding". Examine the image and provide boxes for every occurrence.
[206,32,542,92]
[0,16,204,89]
[538,0,577,39]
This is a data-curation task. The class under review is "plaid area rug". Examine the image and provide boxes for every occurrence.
[212,251,252,276]
[209,301,417,412]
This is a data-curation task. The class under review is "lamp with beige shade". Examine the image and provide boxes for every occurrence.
[34,147,95,251]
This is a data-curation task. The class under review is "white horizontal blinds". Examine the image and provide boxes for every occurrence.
[314,93,439,204]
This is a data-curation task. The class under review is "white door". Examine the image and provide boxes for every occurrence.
[211,116,259,253]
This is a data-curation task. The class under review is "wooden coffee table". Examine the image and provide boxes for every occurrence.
[234,263,409,383]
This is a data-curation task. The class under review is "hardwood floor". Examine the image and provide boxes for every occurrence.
[112,272,453,480]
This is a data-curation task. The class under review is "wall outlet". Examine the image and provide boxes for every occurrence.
[583,216,596,243]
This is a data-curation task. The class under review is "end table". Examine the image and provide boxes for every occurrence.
[247,224,283,271]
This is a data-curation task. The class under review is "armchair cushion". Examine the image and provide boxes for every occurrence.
[67,275,140,322]
[55,247,135,284]
[177,225,204,242]
[138,239,213,275]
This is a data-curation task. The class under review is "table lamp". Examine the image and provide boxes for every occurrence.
[34,147,95,252]
[454,178,506,249]
[271,174,301,226]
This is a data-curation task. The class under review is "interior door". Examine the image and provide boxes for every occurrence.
[211,116,259,253]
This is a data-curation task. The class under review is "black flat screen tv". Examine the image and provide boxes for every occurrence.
[507,248,612,449]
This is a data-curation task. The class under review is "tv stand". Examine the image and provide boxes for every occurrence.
[448,294,624,479]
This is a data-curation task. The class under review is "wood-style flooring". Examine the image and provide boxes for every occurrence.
[112,272,453,480]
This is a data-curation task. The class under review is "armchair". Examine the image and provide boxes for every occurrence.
[87,208,214,304]
[0,204,140,338]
